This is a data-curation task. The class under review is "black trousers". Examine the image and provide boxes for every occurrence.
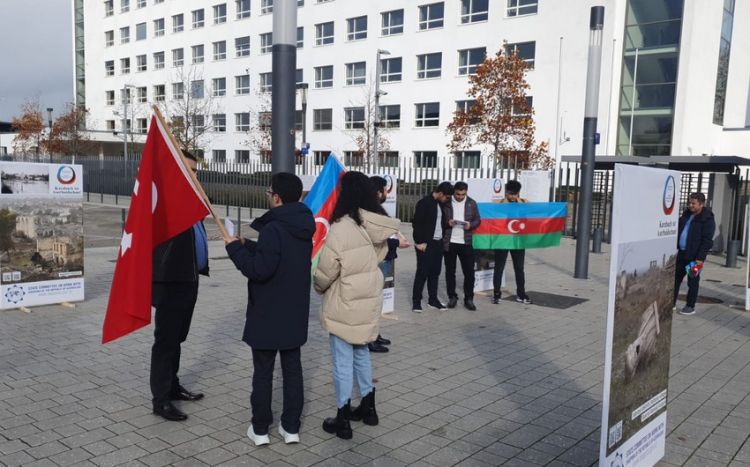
[150,281,199,405]
[444,243,475,299]
[493,249,526,297]
[675,251,700,308]
[412,239,444,304]
[251,347,304,435]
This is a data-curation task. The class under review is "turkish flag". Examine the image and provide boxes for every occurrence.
[102,115,209,343]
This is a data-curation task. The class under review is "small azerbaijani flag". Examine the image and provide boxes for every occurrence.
[303,153,346,267]
[472,202,567,250]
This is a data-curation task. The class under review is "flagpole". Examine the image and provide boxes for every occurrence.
[151,105,231,239]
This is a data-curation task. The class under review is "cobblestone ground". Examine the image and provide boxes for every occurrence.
[0,201,748,466]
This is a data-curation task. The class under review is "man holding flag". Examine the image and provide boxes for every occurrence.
[492,180,532,305]
[102,110,212,423]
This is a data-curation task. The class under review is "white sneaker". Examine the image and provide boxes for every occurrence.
[247,425,270,446]
[278,424,300,444]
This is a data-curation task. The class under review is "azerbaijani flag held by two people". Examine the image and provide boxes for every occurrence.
[473,202,567,250]
[303,154,346,264]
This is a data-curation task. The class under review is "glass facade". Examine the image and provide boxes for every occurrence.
[616,0,684,156]
[75,0,86,109]
[713,0,734,125]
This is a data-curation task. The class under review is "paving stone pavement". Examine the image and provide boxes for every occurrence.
[0,201,749,466]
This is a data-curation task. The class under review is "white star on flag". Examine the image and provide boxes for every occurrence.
[120,231,133,257]
[133,180,139,196]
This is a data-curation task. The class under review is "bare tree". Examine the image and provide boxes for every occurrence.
[45,104,94,157]
[344,81,391,170]
[157,65,219,155]
[241,89,273,160]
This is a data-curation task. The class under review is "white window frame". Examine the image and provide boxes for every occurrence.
[235,75,250,95]
[313,108,333,130]
[121,0,129,13]
[105,30,114,47]
[105,0,114,17]
[380,105,400,128]
[505,41,536,69]
[346,16,367,41]
[260,0,273,14]
[235,150,250,163]
[136,0,146,8]
[212,78,227,97]
[135,22,147,41]
[260,33,273,54]
[192,9,205,28]
[154,51,165,69]
[154,84,166,102]
[344,107,365,129]
[260,73,273,93]
[214,3,227,24]
[415,102,440,127]
[380,57,402,83]
[345,62,366,86]
[381,9,404,36]
[212,149,227,161]
[507,0,538,17]
[417,53,442,79]
[314,65,334,88]
[154,18,165,36]
[418,2,444,30]
[173,14,184,33]
[136,54,147,72]
[213,114,226,132]
[315,22,334,46]
[214,41,227,60]
[235,113,250,132]
[120,57,130,74]
[172,82,184,100]
[460,0,489,24]
[192,45,205,64]
[236,0,251,19]
[236,36,251,57]
[105,60,115,76]
[454,151,481,168]
[105,90,115,106]
[458,47,486,75]
[414,151,438,168]
[136,86,147,103]
[172,48,184,67]
[120,27,129,44]
[191,80,205,99]
[297,27,304,48]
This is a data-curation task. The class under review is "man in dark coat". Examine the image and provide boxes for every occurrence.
[151,151,208,422]
[674,192,715,316]
[411,181,453,312]
[225,172,315,446]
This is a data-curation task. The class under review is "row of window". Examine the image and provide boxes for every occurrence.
[206,149,480,168]
[107,99,532,137]
[103,1,539,46]
[103,42,535,86]
[105,0,309,19]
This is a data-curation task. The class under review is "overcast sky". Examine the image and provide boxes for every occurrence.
[0,1,73,122]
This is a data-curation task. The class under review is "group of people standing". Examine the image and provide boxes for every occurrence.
[148,166,536,445]
[411,179,533,312]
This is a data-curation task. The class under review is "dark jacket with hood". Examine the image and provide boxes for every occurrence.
[412,195,449,245]
[677,206,715,261]
[226,202,315,349]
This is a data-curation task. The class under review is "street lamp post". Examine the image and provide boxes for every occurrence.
[122,84,136,160]
[296,82,309,174]
[574,6,605,279]
[271,0,298,174]
[371,49,390,173]
[46,107,53,161]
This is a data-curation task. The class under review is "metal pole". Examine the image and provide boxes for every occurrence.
[553,37,563,167]
[371,49,388,173]
[604,38,617,154]
[627,48,639,156]
[271,0,297,174]
[122,86,128,160]
[574,6,605,279]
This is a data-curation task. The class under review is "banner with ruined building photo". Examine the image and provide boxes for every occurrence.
[0,162,84,309]
[600,165,680,467]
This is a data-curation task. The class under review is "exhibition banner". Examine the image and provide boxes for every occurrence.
[466,178,504,291]
[600,164,679,466]
[0,162,84,309]
[518,170,552,202]
[376,174,397,313]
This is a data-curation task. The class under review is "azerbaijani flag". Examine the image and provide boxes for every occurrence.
[473,202,567,250]
[303,154,346,265]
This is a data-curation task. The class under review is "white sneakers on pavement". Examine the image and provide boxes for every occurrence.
[247,425,270,446]
[278,425,300,444]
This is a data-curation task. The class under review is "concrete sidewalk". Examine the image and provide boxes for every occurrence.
[0,203,748,466]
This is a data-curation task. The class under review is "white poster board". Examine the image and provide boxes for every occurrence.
[519,170,552,202]
[372,174,397,313]
[600,164,679,467]
[0,162,85,308]
[745,204,750,311]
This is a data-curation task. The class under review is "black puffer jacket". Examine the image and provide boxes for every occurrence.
[226,202,315,350]
[677,206,715,261]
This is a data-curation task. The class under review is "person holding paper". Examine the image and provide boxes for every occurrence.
[150,151,209,422]
[442,181,481,311]
[224,173,315,446]
[674,192,715,316]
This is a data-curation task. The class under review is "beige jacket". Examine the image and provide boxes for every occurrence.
[313,209,401,345]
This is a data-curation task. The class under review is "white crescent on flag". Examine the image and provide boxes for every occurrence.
[314,217,331,246]
[508,219,525,234]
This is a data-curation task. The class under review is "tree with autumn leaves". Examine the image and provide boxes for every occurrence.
[46,104,93,157]
[447,46,552,170]
[11,101,46,156]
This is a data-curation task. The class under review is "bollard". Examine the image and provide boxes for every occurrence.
[100,191,104,203]
[121,208,127,231]
[115,193,118,205]
[226,204,229,217]
[725,239,740,268]
[592,227,603,253]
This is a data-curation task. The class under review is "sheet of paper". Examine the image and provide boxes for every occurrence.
[224,218,235,237]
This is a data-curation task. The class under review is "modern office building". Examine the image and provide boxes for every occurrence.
[74,0,749,166]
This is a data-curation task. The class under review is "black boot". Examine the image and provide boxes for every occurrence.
[375,334,391,345]
[322,401,353,439]
[350,388,378,426]
[492,292,502,305]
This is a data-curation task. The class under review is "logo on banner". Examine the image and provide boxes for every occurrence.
[4,285,25,304]
[662,176,676,215]
[493,179,503,194]
[57,166,77,185]
[384,175,394,194]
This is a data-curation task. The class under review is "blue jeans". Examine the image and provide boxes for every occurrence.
[329,334,373,408]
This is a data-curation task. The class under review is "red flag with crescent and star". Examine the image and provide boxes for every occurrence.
[101,115,209,344]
